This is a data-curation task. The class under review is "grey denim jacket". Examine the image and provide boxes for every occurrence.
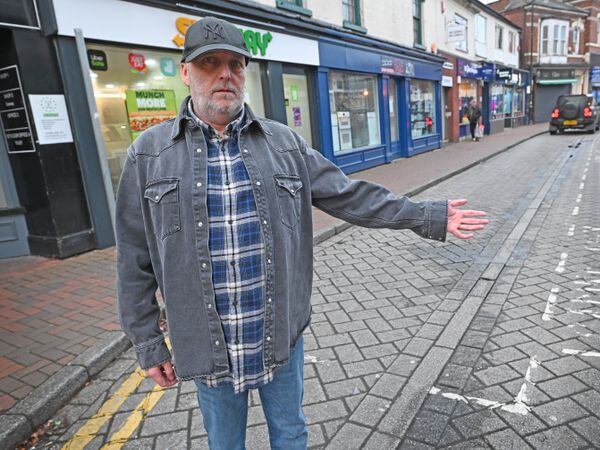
[116,97,448,380]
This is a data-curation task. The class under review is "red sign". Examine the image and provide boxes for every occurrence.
[128,53,146,72]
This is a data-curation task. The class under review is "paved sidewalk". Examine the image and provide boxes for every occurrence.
[0,123,546,442]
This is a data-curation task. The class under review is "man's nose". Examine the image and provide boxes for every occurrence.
[218,63,231,79]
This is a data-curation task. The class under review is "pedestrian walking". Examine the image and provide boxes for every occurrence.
[115,16,489,450]
[467,99,482,141]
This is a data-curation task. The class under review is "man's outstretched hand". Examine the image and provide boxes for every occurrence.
[146,361,178,388]
[447,199,489,239]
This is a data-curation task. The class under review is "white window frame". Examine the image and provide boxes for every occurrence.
[541,19,569,56]
[454,14,468,52]
[495,24,504,50]
[508,31,515,53]
[475,14,487,57]
[571,26,580,54]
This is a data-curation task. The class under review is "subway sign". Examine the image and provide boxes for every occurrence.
[173,17,273,57]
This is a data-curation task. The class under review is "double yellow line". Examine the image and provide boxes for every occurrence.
[61,340,173,450]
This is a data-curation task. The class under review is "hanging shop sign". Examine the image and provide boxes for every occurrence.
[29,95,74,145]
[125,90,177,140]
[446,24,466,43]
[380,56,415,77]
[441,75,453,87]
[0,65,35,154]
[52,0,320,66]
[457,59,494,81]
[535,68,575,81]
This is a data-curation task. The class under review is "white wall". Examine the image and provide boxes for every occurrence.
[421,0,520,68]
[362,0,413,46]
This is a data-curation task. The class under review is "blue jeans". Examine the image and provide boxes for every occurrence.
[194,337,307,450]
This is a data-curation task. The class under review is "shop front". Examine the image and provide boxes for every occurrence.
[589,54,600,103]
[456,59,493,140]
[52,0,321,195]
[318,39,443,173]
[533,67,576,123]
[440,57,458,143]
[490,66,527,132]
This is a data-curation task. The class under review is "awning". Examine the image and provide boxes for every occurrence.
[537,79,577,85]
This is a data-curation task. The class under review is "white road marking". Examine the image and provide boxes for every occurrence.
[555,253,568,273]
[567,225,575,236]
[576,194,582,203]
[582,174,587,181]
[565,309,600,319]
[542,288,560,321]
[572,207,580,216]
[562,349,600,357]
[579,183,585,190]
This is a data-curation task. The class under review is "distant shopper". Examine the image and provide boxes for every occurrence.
[467,99,482,141]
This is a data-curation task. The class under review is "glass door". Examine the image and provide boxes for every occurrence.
[283,71,313,147]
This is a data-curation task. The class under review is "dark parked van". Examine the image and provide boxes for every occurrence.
[549,95,599,135]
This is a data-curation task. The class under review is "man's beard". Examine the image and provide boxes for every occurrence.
[191,82,245,122]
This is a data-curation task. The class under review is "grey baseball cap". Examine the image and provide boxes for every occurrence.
[181,16,251,63]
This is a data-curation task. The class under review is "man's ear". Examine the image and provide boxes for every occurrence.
[180,63,190,87]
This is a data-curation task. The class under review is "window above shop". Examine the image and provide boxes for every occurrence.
[454,14,468,52]
[276,0,312,17]
[413,0,423,48]
[541,19,568,56]
[495,24,504,50]
[508,31,515,53]
[475,14,486,58]
[571,26,580,55]
[342,0,367,33]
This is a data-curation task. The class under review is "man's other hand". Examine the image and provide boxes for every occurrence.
[146,361,178,388]
[447,199,489,239]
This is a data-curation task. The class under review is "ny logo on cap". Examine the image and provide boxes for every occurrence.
[204,23,225,40]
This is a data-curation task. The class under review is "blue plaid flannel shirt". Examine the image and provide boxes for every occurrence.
[188,101,273,393]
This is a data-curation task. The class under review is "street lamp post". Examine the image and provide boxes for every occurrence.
[529,0,535,124]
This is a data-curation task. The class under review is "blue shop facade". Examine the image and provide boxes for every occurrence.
[316,38,444,174]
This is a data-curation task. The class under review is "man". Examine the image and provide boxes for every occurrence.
[116,17,489,450]
[467,98,482,141]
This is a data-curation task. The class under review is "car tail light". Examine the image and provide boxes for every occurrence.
[584,107,593,117]
[551,108,560,119]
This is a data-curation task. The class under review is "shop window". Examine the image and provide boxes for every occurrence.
[276,0,312,17]
[541,25,549,55]
[513,87,525,117]
[475,15,486,57]
[328,71,380,153]
[413,0,422,47]
[389,78,399,142]
[495,24,504,50]
[342,0,366,33]
[409,79,436,139]
[87,43,265,193]
[454,14,468,52]
[490,83,504,120]
[503,88,513,117]
[458,79,477,124]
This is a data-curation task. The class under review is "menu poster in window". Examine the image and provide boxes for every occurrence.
[125,90,177,139]
[29,95,74,145]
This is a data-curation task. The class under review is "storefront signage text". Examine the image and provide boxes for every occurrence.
[173,17,273,57]
[29,95,74,145]
[536,68,574,80]
[381,56,415,77]
[495,68,512,81]
[125,90,177,140]
[457,59,494,81]
[129,53,146,73]
[0,65,35,154]
[590,66,600,86]
[87,49,108,71]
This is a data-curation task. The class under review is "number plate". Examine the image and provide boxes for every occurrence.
[563,120,577,125]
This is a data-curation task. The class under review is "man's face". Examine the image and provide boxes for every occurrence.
[180,50,246,120]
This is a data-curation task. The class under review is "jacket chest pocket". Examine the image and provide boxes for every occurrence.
[273,174,303,230]
[144,178,181,239]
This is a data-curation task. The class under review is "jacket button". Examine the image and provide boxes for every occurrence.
[201,262,207,269]
[256,181,261,186]
[266,336,271,342]
[155,195,159,200]
[198,222,203,227]
[243,148,248,153]
[263,220,267,225]
[196,148,202,153]
[267,297,272,303]
[196,182,202,187]
[214,340,219,346]
[267,259,272,264]
[207,303,212,309]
